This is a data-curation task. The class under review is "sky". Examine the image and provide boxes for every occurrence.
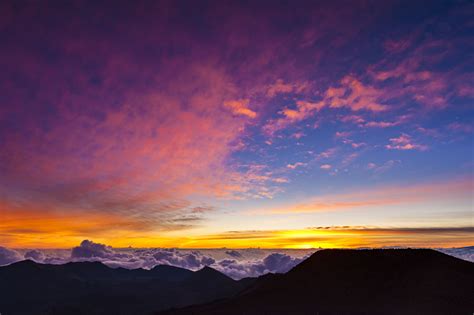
[0,0,473,249]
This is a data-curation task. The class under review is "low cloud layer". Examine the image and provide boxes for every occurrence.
[0,246,23,266]
[67,240,306,279]
[1,241,472,280]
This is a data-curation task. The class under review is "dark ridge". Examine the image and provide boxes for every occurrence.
[0,260,249,315]
[190,266,234,282]
[150,264,194,281]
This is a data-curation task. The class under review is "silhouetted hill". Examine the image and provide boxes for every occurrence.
[149,264,194,281]
[161,249,474,315]
[187,266,236,286]
[0,260,251,315]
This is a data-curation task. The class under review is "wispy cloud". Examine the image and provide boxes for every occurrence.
[367,160,400,174]
[252,178,472,215]
[447,122,473,133]
[266,79,309,97]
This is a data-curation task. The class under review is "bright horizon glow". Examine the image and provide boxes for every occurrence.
[0,1,473,249]
[5,226,473,250]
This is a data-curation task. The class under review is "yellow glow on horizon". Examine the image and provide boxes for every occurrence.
[4,228,473,249]
[2,206,472,249]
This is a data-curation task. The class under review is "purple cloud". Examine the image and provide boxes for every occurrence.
[71,240,115,259]
[0,246,23,266]
[262,253,303,273]
[153,249,215,270]
[24,250,45,262]
[225,250,242,258]
[66,240,306,278]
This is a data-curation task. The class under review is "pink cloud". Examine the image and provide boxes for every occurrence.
[350,142,366,149]
[367,162,377,169]
[382,28,423,54]
[385,134,428,151]
[341,138,366,149]
[370,39,461,110]
[291,132,305,139]
[340,115,365,124]
[367,160,400,174]
[416,127,441,138]
[447,122,473,133]
[263,75,388,135]
[317,148,338,159]
[365,121,398,128]
[335,131,351,138]
[384,38,412,53]
[320,164,332,170]
[287,162,306,170]
[457,85,474,98]
[341,152,360,167]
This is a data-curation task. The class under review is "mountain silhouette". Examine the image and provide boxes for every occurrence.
[160,249,474,315]
[0,260,252,315]
[1,249,473,315]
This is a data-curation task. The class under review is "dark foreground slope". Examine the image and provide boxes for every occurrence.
[0,260,253,315]
[161,249,474,315]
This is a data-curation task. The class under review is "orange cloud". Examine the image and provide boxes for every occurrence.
[326,75,387,111]
[263,100,324,135]
[224,99,257,118]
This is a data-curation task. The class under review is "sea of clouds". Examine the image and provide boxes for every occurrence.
[0,240,472,279]
[0,240,312,279]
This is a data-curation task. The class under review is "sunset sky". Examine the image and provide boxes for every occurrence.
[0,0,473,249]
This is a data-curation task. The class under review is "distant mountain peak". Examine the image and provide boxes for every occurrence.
[193,265,228,277]
[197,265,218,272]
[152,264,190,271]
[2,259,39,270]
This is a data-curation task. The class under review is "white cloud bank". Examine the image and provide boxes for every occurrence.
[1,241,472,279]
